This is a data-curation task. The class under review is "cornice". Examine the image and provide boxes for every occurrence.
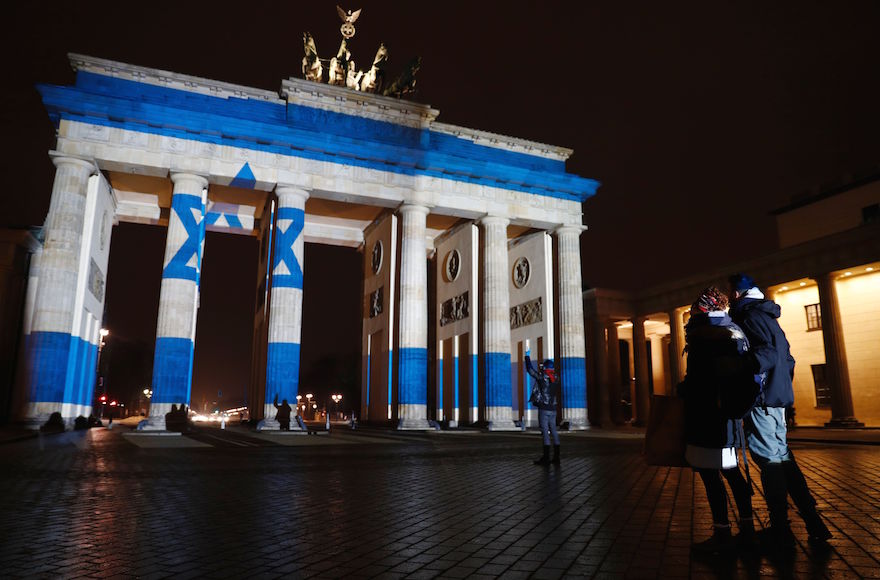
[68,53,282,103]
[432,122,573,162]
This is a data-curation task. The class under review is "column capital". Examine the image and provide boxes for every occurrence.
[49,153,96,173]
[275,184,310,203]
[170,172,209,189]
[398,202,431,216]
[478,214,509,228]
[553,224,588,236]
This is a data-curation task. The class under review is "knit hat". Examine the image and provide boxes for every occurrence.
[728,273,757,293]
[691,286,729,314]
[542,359,554,370]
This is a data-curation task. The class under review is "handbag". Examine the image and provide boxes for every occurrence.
[644,395,687,467]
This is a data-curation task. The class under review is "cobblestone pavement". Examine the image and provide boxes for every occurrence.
[0,426,878,579]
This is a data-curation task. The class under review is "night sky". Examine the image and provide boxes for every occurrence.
[3,1,879,411]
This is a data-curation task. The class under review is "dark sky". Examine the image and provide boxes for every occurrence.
[4,1,880,409]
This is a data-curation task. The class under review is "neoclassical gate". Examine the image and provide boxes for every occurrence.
[21,52,598,431]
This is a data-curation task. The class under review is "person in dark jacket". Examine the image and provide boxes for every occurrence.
[273,394,292,431]
[678,287,755,553]
[727,273,832,545]
[526,353,560,465]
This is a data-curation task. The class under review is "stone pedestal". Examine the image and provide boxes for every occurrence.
[397,203,431,430]
[140,173,207,431]
[260,186,309,432]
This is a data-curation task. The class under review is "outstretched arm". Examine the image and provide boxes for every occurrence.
[524,355,540,379]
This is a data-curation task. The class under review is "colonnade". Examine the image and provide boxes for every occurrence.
[24,162,592,430]
[589,270,864,427]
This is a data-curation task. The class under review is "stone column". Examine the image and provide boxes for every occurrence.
[632,316,651,426]
[667,308,684,387]
[397,203,431,430]
[140,173,207,431]
[815,273,863,427]
[592,317,612,426]
[606,321,622,424]
[480,216,517,430]
[23,156,94,425]
[260,186,309,431]
[555,225,588,429]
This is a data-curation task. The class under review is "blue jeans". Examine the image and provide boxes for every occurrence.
[539,409,560,446]
[744,406,792,466]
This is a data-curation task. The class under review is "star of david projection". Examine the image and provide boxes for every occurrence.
[163,194,205,282]
[272,207,305,288]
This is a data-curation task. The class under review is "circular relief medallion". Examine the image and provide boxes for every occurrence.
[99,209,109,251]
[371,240,383,275]
[340,22,356,39]
[444,249,461,282]
[512,256,531,289]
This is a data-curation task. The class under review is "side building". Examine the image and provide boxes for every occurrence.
[585,174,880,428]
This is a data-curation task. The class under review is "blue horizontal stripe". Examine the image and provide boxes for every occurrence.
[152,337,194,404]
[399,347,427,406]
[37,72,600,202]
[484,351,512,408]
[561,356,587,409]
[265,342,301,403]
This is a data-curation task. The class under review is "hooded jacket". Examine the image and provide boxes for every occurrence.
[677,312,752,449]
[729,295,796,407]
[525,356,559,411]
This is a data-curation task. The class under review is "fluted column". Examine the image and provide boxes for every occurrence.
[260,186,309,431]
[555,225,589,429]
[815,273,863,427]
[23,156,95,426]
[592,317,612,426]
[632,316,651,426]
[397,203,431,430]
[606,321,622,424]
[480,216,517,430]
[667,308,684,387]
[140,173,207,431]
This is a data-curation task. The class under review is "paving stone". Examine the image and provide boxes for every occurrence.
[1,428,877,578]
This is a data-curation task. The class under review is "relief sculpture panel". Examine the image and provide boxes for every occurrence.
[510,296,542,330]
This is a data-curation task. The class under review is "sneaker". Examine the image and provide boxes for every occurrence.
[759,525,796,549]
[692,528,734,554]
[804,513,832,543]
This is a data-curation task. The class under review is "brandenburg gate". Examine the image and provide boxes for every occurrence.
[21,29,598,431]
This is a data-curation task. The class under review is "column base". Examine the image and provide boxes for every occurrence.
[397,417,432,430]
[486,420,520,431]
[563,408,590,430]
[824,417,865,428]
[397,404,430,430]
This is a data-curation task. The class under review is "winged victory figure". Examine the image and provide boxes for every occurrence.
[336,6,362,39]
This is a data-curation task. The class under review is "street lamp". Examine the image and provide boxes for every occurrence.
[331,393,343,420]
[96,328,110,414]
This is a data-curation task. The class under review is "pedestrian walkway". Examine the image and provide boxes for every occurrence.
[0,426,878,578]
